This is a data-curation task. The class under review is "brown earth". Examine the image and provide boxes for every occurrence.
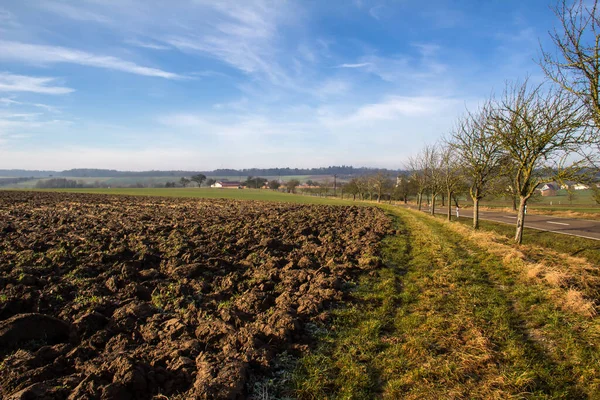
[0,191,391,399]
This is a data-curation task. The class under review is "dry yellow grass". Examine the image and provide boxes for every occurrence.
[544,269,571,287]
[443,219,599,318]
[525,263,544,280]
[564,289,597,318]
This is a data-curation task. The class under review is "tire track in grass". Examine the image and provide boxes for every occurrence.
[386,209,592,399]
[290,208,597,399]
[291,212,411,399]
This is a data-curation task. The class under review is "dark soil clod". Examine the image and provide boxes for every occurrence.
[0,191,391,399]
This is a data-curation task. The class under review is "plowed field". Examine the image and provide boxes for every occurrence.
[0,191,391,399]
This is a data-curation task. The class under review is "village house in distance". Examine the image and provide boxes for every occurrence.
[211,181,242,189]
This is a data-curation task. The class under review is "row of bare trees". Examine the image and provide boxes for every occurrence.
[407,0,600,244]
[342,173,406,203]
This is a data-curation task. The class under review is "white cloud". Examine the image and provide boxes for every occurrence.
[40,2,112,24]
[0,73,74,95]
[0,98,19,106]
[0,41,184,79]
[336,62,372,68]
[158,112,308,140]
[315,79,351,98]
[0,93,470,170]
[0,8,20,31]
[148,93,469,168]
[318,96,465,129]
[0,115,71,145]
[343,53,448,84]
[352,96,461,120]
[0,97,60,112]
[369,5,385,20]
[125,39,170,51]
[412,43,441,58]
[0,147,199,170]
[162,1,298,87]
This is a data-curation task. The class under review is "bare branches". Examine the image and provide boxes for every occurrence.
[403,1,599,244]
[540,0,600,128]
[489,80,588,243]
[449,101,503,228]
[491,81,587,191]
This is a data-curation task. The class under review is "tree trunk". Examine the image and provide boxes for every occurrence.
[447,190,452,221]
[512,195,517,212]
[441,193,445,207]
[417,192,422,211]
[377,187,382,203]
[430,194,436,216]
[515,197,527,244]
[473,197,480,229]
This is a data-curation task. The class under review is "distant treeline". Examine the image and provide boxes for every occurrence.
[0,177,36,186]
[0,166,403,178]
[209,166,399,177]
[34,178,112,189]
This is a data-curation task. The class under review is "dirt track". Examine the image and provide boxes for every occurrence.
[0,191,391,399]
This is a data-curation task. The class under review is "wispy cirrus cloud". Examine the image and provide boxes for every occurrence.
[369,5,386,20]
[0,97,60,112]
[39,2,112,24]
[351,96,460,120]
[125,39,171,51]
[315,79,351,98]
[0,113,72,144]
[15,1,305,89]
[0,8,20,31]
[339,51,447,85]
[163,0,299,86]
[0,72,74,95]
[336,62,372,68]
[0,41,184,79]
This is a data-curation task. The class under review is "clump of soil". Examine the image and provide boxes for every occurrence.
[0,191,391,399]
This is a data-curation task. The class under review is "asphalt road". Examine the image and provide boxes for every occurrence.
[402,204,600,241]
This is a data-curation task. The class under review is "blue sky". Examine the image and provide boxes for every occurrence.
[0,0,557,171]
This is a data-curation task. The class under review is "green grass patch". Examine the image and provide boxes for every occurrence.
[480,189,600,210]
[288,207,600,399]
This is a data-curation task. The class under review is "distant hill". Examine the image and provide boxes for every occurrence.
[0,169,57,177]
[0,166,404,178]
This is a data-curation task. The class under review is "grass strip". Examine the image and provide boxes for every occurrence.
[289,207,600,399]
[451,216,600,267]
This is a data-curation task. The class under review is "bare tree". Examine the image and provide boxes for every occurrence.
[285,179,300,193]
[179,177,190,188]
[423,144,443,216]
[439,142,465,221]
[357,176,373,200]
[345,178,360,200]
[541,1,600,124]
[450,103,504,228]
[407,151,428,210]
[395,173,413,204]
[382,176,395,203]
[592,185,600,204]
[540,0,600,166]
[491,80,588,244]
[371,172,389,203]
[268,179,280,190]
